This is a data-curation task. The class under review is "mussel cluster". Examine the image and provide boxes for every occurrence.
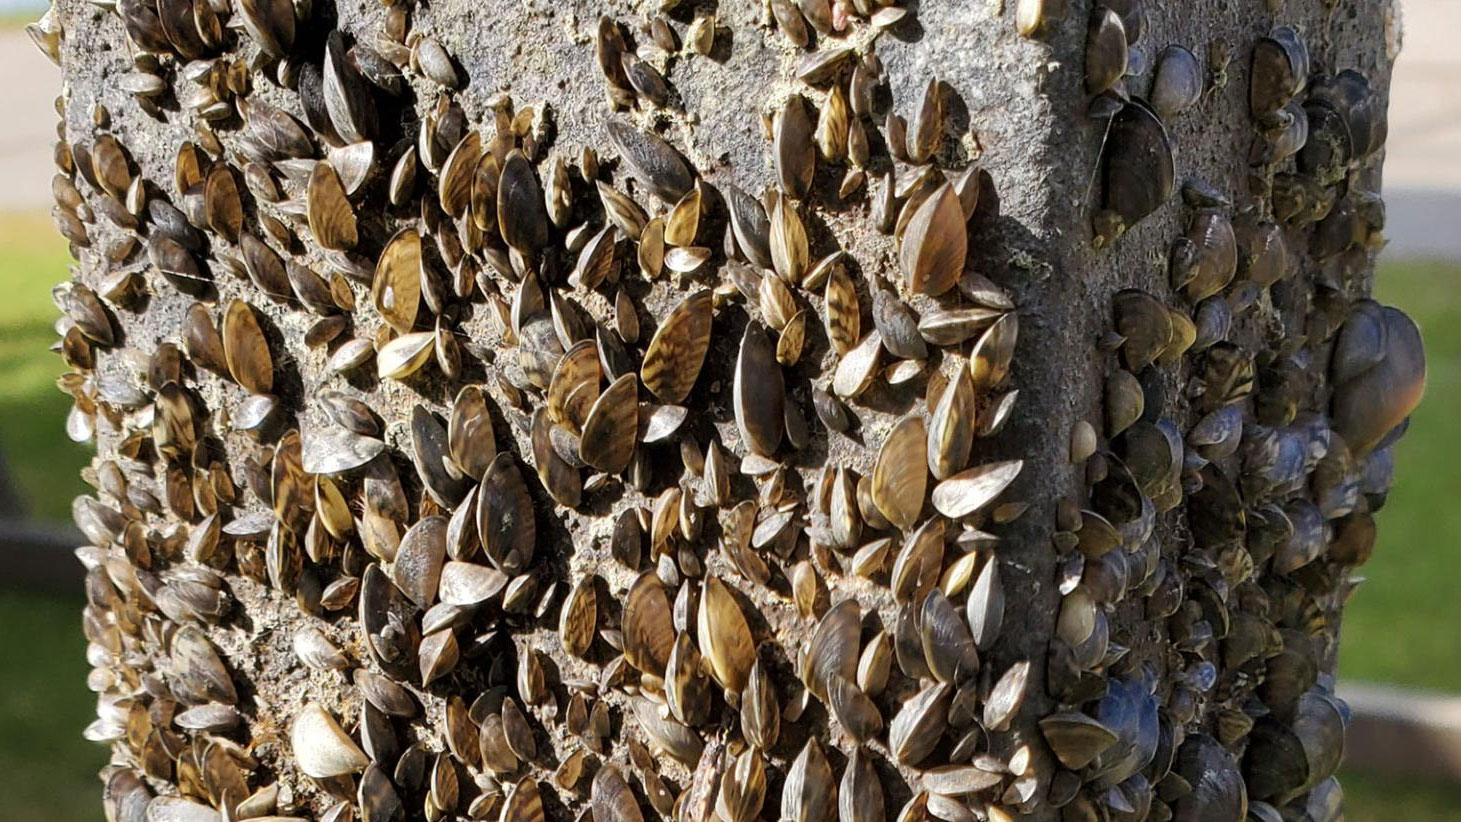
[1031,5,1425,822]
[35,0,1420,818]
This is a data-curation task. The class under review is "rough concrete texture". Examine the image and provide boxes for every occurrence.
[46,0,1405,818]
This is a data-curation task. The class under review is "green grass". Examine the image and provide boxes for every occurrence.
[1337,259,1461,692]
[1340,768,1461,819]
[0,591,105,821]
[0,212,90,522]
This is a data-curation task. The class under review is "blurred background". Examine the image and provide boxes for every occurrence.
[0,0,1457,819]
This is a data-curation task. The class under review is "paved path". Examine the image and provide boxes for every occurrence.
[1380,0,1461,259]
[1384,0,1461,191]
[1340,681,1461,780]
[0,29,60,212]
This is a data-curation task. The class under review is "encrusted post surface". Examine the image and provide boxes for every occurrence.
[38,0,1418,818]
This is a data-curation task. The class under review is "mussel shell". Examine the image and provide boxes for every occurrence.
[1098,101,1174,239]
[1151,45,1202,120]
[1174,733,1249,820]
[607,118,695,203]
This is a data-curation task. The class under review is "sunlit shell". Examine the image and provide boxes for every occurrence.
[204,166,242,242]
[608,118,695,202]
[306,162,357,250]
[624,573,676,675]
[667,631,712,726]
[170,624,237,705]
[292,703,368,778]
[782,738,836,822]
[531,409,582,508]
[871,416,928,530]
[770,195,810,285]
[448,385,497,480]
[392,515,447,608]
[828,674,882,742]
[697,576,755,692]
[967,555,1004,651]
[900,183,965,296]
[498,150,550,253]
[559,576,597,658]
[376,332,435,380]
[438,561,508,606]
[641,290,713,403]
[476,452,535,572]
[500,776,545,822]
[665,185,702,247]
[928,368,976,480]
[816,85,850,162]
[238,0,293,57]
[778,310,808,366]
[580,373,639,473]
[591,763,644,821]
[631,697,703,765]
[547,340,601,432]
[802,598,860,701]
[221,299,272,394]
[890,681,952,766]
[775,95,815,198]
[438,130,481,218]
[716,748,767,822]
[734,323,785,456]
[931,460,1023,518]
[741,656,780,749]
[823,264,861,356]
[301,422,387,475]
[598,181,648,239]
[373,228,423,334]
[833,331,883,398]
[921,587,979,684]
[839,747,885,822]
